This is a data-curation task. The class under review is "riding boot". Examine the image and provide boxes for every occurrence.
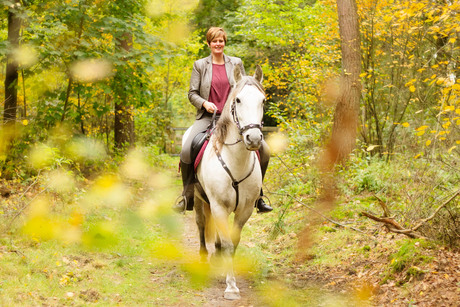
[256,189,273,213]
[255,159,273,213]
[173,161,195,212]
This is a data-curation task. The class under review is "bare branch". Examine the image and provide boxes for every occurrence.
[410,189,460,232]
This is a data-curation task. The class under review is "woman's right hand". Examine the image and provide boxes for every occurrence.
[203,101,217,113]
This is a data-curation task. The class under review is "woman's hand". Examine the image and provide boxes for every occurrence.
[203,101,217,113]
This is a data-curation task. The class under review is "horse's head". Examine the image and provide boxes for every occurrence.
[232,65,265,151]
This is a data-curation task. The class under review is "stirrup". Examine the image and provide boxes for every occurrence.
[173,195,186,213]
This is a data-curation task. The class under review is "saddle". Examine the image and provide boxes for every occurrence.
[191,131,209,171]
[191,111,219,171]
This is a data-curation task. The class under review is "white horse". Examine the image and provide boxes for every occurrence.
[184,65,265,300]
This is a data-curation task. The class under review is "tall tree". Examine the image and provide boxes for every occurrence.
[114,32,135,149]
[327,0,361,165]
[3,0,22,126]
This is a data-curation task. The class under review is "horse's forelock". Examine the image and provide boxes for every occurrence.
[214,76,265,148]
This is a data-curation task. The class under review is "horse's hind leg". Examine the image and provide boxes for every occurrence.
[194,197,208,261]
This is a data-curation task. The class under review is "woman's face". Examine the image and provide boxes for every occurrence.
[208,36,225,56]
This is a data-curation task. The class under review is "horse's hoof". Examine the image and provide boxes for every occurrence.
[224,291,241,300]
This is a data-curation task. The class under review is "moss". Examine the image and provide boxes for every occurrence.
[389,239,433,273]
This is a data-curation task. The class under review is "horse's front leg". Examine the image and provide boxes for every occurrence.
[194,197,208,261]
[231,205,253,250]
[212,207,240,300]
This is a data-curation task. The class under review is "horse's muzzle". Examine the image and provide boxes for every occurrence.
[243,130,263,151]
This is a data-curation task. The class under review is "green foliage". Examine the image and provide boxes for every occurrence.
[230,0,340,126]
[344,156,399,194]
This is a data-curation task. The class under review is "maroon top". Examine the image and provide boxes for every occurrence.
[208,64,231,113]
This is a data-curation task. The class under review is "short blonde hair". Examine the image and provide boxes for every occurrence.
[206,27,227,45]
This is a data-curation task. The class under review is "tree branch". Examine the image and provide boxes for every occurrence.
[362,189,459,239]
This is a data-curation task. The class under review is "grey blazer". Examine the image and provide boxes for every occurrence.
[188,54,246,119]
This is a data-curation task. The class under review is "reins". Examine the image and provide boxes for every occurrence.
[208,110,242,146]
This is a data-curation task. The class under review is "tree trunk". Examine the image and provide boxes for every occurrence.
[114,32,135,150]
[326,0,361,166]
[60,76,73,122]
[3,0,22,126]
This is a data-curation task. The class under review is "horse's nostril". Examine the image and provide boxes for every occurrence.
[246,134,251,143]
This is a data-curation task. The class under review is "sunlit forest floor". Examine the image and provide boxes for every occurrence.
[0,158,459,306]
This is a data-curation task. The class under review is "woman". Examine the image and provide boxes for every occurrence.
[173,27,272,213]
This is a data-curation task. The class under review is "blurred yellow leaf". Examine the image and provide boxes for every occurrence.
[416,125,428,131]
[13,45,38,68]
[71,59,113,83]
[366,144,379,151]
[266,132,288,154]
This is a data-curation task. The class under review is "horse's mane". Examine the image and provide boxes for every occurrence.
[214,75,265,148]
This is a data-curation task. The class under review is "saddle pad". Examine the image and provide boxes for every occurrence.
[194,139,209,171]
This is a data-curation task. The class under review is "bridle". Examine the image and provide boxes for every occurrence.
[222,94,265,146]
[231,96,264,136]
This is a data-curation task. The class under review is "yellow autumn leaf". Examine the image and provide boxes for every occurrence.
[426,140,431,146]
[366,145,379,151]
[416,125,429,131]
[22,119,29,126]
[447,146,456,153]
[402,122,410,127]
[409,86,416,92]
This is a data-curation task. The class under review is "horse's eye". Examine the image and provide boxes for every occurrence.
[236,98,241,103]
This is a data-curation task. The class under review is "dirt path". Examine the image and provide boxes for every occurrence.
[180,213,264,307]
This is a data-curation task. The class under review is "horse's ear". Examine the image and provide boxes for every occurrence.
[234,65,243,84]
[254,65,263,84]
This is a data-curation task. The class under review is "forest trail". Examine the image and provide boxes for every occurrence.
[180,212,264,307]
